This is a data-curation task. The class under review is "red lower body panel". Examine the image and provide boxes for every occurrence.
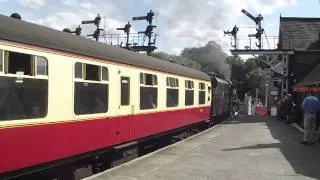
[0,107,210,174]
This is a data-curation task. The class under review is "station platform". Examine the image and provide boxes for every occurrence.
[85,115,320,180]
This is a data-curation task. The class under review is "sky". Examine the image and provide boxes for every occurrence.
[0,0,319,55]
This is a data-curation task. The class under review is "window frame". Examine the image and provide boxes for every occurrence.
[5,51,34,76]
[140,73,158,86]
[185,80,194,106]
[73,62,109,116]
[198,91,206,105]
[74,62,83,79]
[166,77,179,108]
[185,80,194,89]
[167,77,179,88]
[199,82,205,90]
[120,76,130,106]
[35,56,48,77]
[198,82,206,105]
[73,63,110,85]
[101,66,109,81]
[0,50,49,121]
[0,50,48,80]
[84,63,100,81]
[0,49,3,74]
[139,72,158,110]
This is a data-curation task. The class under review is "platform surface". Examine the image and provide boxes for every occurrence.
[86,115,320,180]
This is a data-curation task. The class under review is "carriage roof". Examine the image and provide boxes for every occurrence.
[0,14,210,81]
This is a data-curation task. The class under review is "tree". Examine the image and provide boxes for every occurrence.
[226,56,262,100]
[149,52,172,61]
[246,56,270,69]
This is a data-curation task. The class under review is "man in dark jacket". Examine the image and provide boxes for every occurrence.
[283,94,295,124]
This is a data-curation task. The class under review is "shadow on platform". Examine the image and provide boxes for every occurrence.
[223,115,320,179]
[224,142,282,151]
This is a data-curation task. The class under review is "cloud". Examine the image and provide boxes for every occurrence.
[79,2,96,10]
[146,0,296,54]
[32,12,80,30]
[20,0,296,55]
[20,0,46,9]
[224,0,296,15]
[146,0,230,54]
[61,0,76,6]
[30,1,131,43]
[207,0,217,6]
[33,12,125,36]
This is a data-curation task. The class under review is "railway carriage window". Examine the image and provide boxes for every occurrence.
[208,86,212,102]
[199,83,205,90]
[170,78,174,86]
[140,73,157,86]
[74,63,108,115]
[74,82,108,115]
[75,62,83,79]
[0,78,48,121]
[0,51,48,121]
[199,82,206,105]
[0,50,3,72]
[185,80,194,106]
[101,67,108,81]
[166,77,179,107]
[36,56,48,76]
[121,77,130,106]
[140,73,144,84]
[85,64,99,81]
[7,51,33,76]
[153,75,158,85]
[140,73,157,110]
[145,74,152,85]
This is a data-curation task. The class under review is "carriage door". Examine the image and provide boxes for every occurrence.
[117,73,132,143]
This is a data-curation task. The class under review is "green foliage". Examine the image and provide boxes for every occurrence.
[149,52,172,61]
[246,56,270,69]
[226,56,262,100]
[245,58,257,72]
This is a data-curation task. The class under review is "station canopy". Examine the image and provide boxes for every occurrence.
[293,62,320,93]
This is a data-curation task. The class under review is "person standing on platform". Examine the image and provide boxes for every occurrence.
[284,94,295,125]
[301,91,320,145]
[277,93,288,121]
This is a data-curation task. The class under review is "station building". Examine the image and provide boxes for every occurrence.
[279,17,320,125]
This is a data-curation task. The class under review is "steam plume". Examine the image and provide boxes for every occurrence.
[181,41,231,79]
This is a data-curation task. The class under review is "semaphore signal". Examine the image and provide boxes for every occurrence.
[82,14,104,41]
